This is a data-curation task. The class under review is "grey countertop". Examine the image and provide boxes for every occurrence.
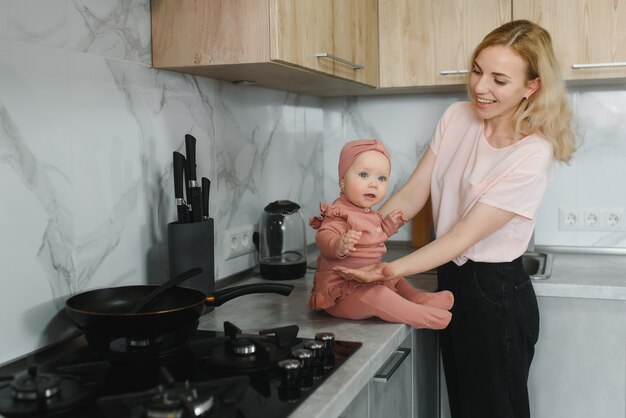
[530,249,626,300]
[200,243,626,417]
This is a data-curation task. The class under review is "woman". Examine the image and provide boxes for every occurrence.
[334,20,576,418]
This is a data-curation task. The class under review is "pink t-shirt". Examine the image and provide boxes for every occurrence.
[430,102,554,265]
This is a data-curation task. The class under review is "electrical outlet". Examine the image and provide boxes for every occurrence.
[603,209,623,230]
[582,210,602,229]
[224,225,257,260]
[559,207,624,231]
[558,208,580,230]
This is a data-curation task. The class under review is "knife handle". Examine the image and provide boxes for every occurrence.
[173,152,186,199]
[173,152,189,223]
[202,177,211,219]
[185,134,197,182]
[189,187,203,223]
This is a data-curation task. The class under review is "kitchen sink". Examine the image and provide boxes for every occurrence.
[522,251,553,279]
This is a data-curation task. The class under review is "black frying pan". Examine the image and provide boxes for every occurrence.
[65,282,294,340]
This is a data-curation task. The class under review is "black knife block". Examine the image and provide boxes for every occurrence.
[167,219,215,312]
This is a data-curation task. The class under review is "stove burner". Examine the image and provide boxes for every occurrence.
[86,332,193,364]
[127,338,152,348]
[144,382,215,418]
[97,369,249,418]
[82,321,200,363]
[11,369,61,401]
[231,338,256,356]
[201,323,301,372]
[0,358,108,418]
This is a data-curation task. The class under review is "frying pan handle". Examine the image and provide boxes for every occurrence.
[206,283,294,307]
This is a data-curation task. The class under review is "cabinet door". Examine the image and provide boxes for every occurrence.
[514,0,626,81]
[338,384,369,418]
[528,297,626,417]
[413,330,439,418]
[379,0,511,88]
[370,335,413,418]
[270,0,379,87]
[151,0,271,67]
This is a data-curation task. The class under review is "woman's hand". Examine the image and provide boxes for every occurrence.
[336,229,362,257]
[333,262,396,283]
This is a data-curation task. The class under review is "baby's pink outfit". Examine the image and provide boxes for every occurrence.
[309,195,452,330]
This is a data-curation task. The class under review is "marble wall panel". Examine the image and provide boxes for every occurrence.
[0,2,322,363]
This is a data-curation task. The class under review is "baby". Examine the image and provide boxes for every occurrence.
[309,140,453,329]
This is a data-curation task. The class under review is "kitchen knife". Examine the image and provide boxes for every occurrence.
[173,151,189,223]
[185,134,203,222]
[202,177,211,220]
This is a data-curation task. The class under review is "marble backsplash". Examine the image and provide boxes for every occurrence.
[1,1,625,363]
[0,0,323,363]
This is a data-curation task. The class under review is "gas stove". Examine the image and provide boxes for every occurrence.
[0,321,361,417]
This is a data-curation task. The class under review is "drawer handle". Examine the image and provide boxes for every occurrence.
[572,62,626,69]
[372,347,411,383]
[316,52,364,70]
[439,69,469,75]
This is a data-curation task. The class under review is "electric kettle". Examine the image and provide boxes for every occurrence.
[257,200,307,280]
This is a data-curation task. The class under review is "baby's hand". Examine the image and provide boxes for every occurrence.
[388,209,408,228]
[336,229,362,257]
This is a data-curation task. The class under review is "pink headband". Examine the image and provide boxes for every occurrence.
[338,139,391,180]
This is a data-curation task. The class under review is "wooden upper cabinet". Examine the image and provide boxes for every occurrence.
[270,0,379,86]
[379,0,511,89]
[151,0,378,96]
[514,0,626,81]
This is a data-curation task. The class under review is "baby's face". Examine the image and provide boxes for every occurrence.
[342,150,390,209]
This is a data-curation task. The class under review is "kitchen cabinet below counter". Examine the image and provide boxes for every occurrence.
[530,295,626,418]
[340,329,439,418]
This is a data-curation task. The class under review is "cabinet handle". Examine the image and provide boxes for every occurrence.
[372,347,411,383]
[316,52,364,70]
[571,62,626,69]
[439,69,469,75]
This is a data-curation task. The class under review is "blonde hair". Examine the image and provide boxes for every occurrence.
[467,20,577,163]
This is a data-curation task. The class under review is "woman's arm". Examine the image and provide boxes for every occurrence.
[389,202,516,277]
[379,148,435,219]
[335,202,516,282]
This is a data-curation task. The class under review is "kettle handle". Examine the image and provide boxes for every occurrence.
[252,231,260,251]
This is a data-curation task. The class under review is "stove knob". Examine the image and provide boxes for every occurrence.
[291,348,313,390]
[304,340,325,378]
[315,332,335,350]
[304,340,324,358]
[278,359,301,387]
[315,332,336,370]
[291,348,313,369]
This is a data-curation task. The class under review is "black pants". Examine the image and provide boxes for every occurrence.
[438,257,539,418]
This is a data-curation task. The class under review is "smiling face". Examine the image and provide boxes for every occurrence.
[469,45,540,123]
[340,150,390,209]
